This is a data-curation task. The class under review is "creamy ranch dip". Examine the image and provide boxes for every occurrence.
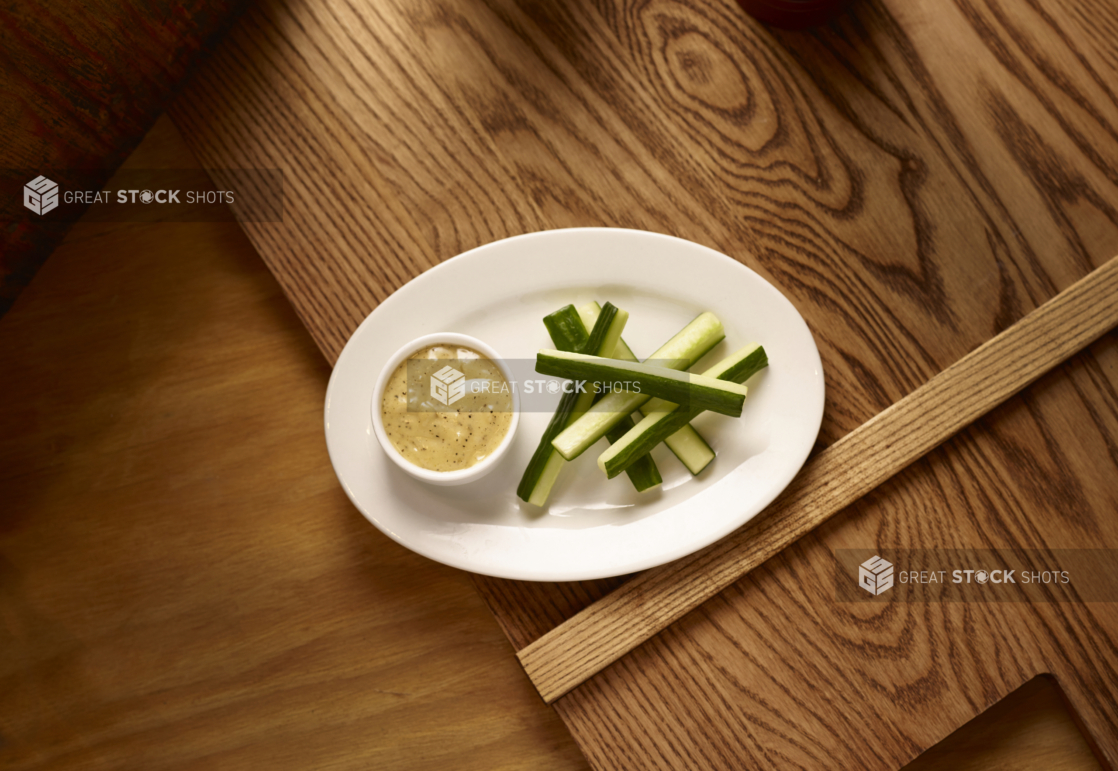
[380,344,513,472]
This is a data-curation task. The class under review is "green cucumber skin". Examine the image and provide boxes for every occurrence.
[600,345,768,478]
[602,408,698,478]
[631,343,767,422]
[704,342,767,382]
[516,303,622,503]
[536,350,747,417]
[551,312,726,460]
[517,389,583,498]
[565,304,662,492]
[544,305,589,353]
[577,303,639,363]
[567,310,628,421]
[605,414,661,491]
[552,390,646,460]
[578,302,715,476]
[526,449,567,506]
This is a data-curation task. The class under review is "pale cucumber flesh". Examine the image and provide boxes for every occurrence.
[598,344,767,478]
[517,304,627,504]
[577,303,715,475]
[536,350,748,417]
[551,312,725,460]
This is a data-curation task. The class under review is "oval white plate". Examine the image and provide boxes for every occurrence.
[325,228,824,581]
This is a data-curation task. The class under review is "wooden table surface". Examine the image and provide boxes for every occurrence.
[6,0,1118,767]
[0,114,1105,769]
[0,116,586,771]
[161,0,1118,767]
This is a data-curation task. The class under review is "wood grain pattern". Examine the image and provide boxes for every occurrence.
[166,0,1118,767]
[519,253,1118,703]
[0,117,588,771]
[553,349,1118,768]
[0,0,250,315]
[0,117,1098,771]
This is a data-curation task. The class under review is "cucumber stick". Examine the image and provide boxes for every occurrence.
[550,311,725,461]
[551,305,661,492]
[577,303,714,475]
[598,344,768,478]
[605,414,662,492]
[516,304,629,505]
[658,426,715,474]
[519,400,578,505]
[565,305,662,492]
[557,309,662,491]
[543,305,589,355]
[518,306,590,506]
[536,350,748,417]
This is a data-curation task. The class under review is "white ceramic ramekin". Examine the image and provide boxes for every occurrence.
[370,333,519,486]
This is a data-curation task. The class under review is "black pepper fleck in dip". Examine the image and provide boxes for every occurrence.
[380,344,513,472]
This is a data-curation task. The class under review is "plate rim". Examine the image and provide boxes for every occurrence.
[324,227,825,581]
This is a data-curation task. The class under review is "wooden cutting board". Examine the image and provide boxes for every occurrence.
[169,0,1118,766]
